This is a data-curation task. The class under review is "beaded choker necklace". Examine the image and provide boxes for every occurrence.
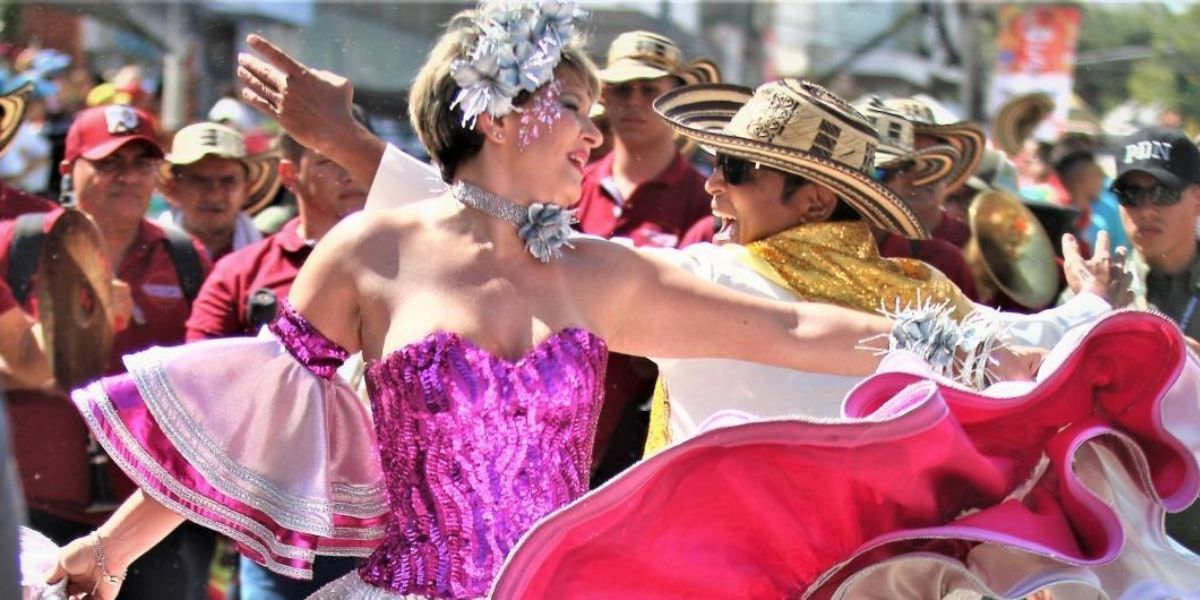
[451,181,577,263]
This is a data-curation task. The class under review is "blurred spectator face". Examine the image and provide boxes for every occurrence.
[1118,172,1200,266]
[882,140,949,232]
[164,156,249,239]
[1015,138,1048,183]
[282,148,367,220]
[601,76,677,149]
[71,141,160,225]
[1062,161,1105,208]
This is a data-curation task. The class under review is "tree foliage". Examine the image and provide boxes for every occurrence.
[1075,2,1200,122]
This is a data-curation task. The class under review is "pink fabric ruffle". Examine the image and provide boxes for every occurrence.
[491,311,1200,599]
[72,332,389,579]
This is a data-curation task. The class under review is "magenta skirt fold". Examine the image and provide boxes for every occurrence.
[492,312,1200,599]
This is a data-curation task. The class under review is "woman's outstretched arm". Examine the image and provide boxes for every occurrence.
[581,241,1036,380]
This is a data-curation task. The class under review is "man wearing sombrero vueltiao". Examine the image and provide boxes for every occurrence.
[639,79,1127,452]
[157,122,278,262]
[0,84,58,220]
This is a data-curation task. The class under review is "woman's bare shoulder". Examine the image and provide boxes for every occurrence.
[326,198,449,251]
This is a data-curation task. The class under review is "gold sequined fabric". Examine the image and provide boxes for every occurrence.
[747,221,974,320]
[643,377,672,458]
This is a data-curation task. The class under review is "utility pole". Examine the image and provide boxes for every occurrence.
[959,3,985,122]
[161,0,188,131]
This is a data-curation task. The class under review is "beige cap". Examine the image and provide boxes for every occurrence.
[161,121,282,214]
[598,31,685,84]
[165,122,247,165]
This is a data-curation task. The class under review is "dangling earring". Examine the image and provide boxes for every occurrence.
[59,174,75,207]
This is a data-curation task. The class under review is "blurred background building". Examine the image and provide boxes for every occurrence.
[0,1,1195,150]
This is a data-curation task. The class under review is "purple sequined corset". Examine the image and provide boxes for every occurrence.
[357,328,607,599]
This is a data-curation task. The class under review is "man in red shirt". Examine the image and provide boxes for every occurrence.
[881,97,985,249]
[858,98,981,300]
[574,32,722,481]
[574,31,715,250]
[0,183,54,220]
[184,122,368,598]
[0,104,213,600]
[187,111,369,342]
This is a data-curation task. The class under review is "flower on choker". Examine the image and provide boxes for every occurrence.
[519,202,576,263]
[450,0,585,129]
[452,181,578,263]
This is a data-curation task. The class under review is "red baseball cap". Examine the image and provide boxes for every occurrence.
[65,105,162,164]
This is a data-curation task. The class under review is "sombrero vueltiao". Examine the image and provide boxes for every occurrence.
[159,121,282,214]
[655,80,928,239]
[594,31,722,156]
[0,82,33,159]
[856,97,959,187]
[992,92,1055,158]
[882,97,985,194]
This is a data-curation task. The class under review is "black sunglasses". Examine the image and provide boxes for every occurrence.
[1113,183,1184,209]
[715,154,759,186]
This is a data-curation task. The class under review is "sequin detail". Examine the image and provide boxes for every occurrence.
[518,79,563,149]
[357,328,607,599]
[268,300,350,379]
[747,221,974,320]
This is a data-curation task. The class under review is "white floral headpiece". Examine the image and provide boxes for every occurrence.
[450,0,585,129]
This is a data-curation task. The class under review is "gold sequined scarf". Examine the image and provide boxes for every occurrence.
[746,221,974,320]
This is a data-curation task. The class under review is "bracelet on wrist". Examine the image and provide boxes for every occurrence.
[90,531,128,585]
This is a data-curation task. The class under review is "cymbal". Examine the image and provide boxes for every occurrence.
[967,190,1060,310]
[37,209,114,390]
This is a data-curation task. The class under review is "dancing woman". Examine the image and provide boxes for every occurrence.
[36,4,1034,599]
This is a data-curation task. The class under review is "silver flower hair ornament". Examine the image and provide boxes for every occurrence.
[450,0,586,129]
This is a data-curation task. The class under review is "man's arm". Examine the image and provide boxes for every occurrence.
[0,279,51,388]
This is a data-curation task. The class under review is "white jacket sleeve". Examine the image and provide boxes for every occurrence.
[364,143,449,211]
[981,292,1112,349]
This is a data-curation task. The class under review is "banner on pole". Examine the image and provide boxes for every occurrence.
[987,5,1082,141]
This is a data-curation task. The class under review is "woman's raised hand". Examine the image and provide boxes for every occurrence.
[236,34,356,156]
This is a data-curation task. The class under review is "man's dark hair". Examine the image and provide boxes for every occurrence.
[1054,150,1098,182]
[780,173,809,201]
[278,103,373,163]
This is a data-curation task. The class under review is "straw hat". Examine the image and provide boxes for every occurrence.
[598,31,721,86]
[992,92,1055,157]
[882,97,985,194]
[856,97,960,187]
[0,82,32,159]
[160,122,281,214]
[655,80,928,239]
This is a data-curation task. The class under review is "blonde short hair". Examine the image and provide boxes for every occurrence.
[409,10,599,182]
